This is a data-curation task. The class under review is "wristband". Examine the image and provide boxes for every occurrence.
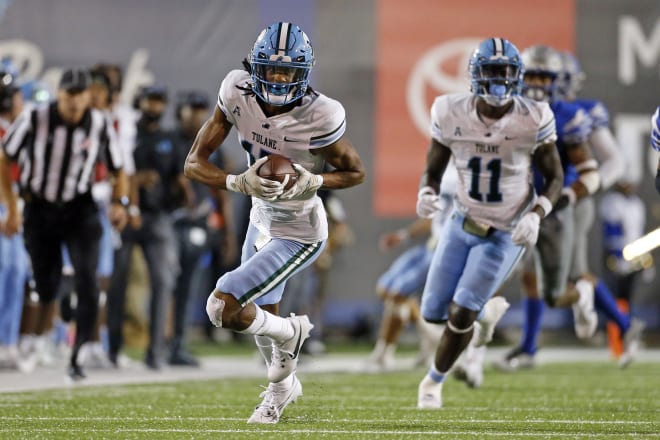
[112,196,129,208]
[534,195,553,218]
[128,205,140,217]
[225,174,237,192]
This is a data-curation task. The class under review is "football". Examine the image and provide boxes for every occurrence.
[257,154,298,191]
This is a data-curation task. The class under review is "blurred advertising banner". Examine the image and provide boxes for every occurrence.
[374,0,574,216]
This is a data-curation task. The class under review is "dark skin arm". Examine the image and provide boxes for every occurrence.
[531,142,564,217]
[184,106,234,188]
[309,137,366,189]
[566,141,597,200]
[419,138,452,193]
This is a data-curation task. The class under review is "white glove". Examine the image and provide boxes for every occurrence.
[279,163,324,201]
[511,211,541,246]
[226,156,285,201]
[416,186,442,218]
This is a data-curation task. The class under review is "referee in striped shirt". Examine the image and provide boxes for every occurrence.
[0,68,129,379]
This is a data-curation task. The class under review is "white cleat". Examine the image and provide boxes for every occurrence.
[573,280,597,339]
[619,318,645,369]
[417,374,442,409]
[476,297,510,347]
[247,374,303,424]
[268,314,313,383]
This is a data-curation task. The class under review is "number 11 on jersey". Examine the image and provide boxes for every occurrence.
[467,157,502,202]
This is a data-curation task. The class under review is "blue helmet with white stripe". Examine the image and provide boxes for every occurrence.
[521,45,564,102]
[250,22,314,106]
[468,37,523,107]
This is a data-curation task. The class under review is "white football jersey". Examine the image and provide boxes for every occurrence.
[218,69,346,243]
[430,93,557,231]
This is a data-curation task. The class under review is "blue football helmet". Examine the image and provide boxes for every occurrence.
[250,22,314,106]
[520,45,563,102]
[557,51,585,100]
[468,38,523,107]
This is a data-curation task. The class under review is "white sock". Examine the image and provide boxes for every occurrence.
[272,372,295,388]
[254,335,273,367]
[371,339,387,358]
[239,306,294,343]
[383,343,397,360]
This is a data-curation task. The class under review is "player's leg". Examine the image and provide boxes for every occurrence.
[368,244,430,369]
[418,219,523,408]
[209,225,326,423]
[140,215,179,370]
[540,205,596,339]
[84,207,114,369]
[417,216,469,409]
[494,210,569,371]
[106,231,135,366]
[583,272,645,368]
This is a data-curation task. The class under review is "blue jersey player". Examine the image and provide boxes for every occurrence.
[495,46,642,372]
[558,51,645,368]
[415,38,563,409]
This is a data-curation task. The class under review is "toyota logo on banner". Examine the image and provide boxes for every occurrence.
[406,38,481,139]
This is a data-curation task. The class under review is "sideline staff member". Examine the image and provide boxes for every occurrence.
[0,68,129,380]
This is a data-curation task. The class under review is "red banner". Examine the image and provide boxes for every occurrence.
[374,0,575,216]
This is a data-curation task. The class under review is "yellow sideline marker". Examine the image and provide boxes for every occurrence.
[623,227,660,261]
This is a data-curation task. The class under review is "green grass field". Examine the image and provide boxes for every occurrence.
[1,362,658,439]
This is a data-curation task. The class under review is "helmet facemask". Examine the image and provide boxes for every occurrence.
[251,56,311,106]
[522,70,558,102]
[472,63,521,107]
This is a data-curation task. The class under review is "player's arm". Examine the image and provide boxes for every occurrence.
[184,106,233,189]
[419,138,451,193]
[531,142,564,217]
[415,139,451,218]
[589,127,623,191]
[313,136,366,189]
[565,141,600,201]
[379,218,432,252]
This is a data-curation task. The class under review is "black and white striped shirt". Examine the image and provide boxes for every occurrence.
[2,102,123,203]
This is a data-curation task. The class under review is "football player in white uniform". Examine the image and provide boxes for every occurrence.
[652,106,660,194]
[365,164,457,371]
[415,38,563,409]
[184,22,365,424]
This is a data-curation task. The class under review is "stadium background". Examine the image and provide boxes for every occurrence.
[0,0,657,333]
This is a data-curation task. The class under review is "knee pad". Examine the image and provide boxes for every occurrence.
[206,293,225,328]
[447,302,479,334]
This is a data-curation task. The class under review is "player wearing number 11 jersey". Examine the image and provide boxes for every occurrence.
[415,37,564,409]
